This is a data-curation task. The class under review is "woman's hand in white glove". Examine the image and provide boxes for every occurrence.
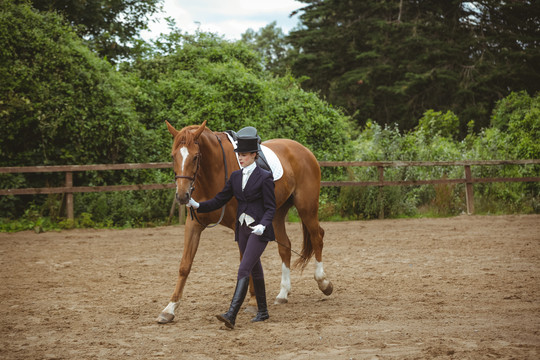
[186,198,199,209]
[250,224,265,236]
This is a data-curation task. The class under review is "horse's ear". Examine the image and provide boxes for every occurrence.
[166,121,178,137]
[193,120,207,140]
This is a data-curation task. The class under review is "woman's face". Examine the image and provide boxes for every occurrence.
[238,152,257,168]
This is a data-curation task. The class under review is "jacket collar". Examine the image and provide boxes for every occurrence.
[242,162,257,175]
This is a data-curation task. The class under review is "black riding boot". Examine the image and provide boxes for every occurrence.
[251,277,269,322]
[216,277,249,329]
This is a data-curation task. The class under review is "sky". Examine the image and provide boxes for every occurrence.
[141,0,305,41]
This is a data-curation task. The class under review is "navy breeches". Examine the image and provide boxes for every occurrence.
[237,223,268,280]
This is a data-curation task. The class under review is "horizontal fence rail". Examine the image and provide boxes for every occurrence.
[318,160,540,186]
[1,159,539,220]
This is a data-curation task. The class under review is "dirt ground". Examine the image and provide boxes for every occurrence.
[1,215,539,359]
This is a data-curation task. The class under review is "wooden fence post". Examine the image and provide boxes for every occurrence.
[464,165,475,214]
[179,205,185,225]
[65,171,74,220]
[168,197,186,225]
[378,166,385,219]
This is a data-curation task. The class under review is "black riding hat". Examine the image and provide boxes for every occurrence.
[234,126,261,153]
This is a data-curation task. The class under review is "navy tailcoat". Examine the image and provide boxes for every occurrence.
[197,166,276,242]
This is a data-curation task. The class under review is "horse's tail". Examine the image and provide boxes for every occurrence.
[293,222,324,270]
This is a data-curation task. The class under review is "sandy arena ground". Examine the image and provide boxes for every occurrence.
[1,214,539,359]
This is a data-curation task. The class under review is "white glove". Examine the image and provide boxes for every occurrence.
[250,224,265,236]
[186,198,199,209]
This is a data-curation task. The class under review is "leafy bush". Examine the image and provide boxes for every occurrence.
[340,92,539,218]
[469,91,539,214]
[417,110,460,140]
[0,2,165,221]
[127,30,354,162]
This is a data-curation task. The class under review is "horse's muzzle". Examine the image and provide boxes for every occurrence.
[175,191,190,205]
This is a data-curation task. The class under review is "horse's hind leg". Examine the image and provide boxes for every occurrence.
[294,193,333,296]
[273,202,293,304]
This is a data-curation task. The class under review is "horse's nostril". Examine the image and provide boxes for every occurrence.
[175,192,190,204]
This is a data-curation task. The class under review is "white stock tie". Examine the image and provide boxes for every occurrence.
[242,168,253,190]
[239,164,256,225]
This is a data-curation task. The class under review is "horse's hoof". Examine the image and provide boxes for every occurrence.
[157,312,175,324]
[274,297,288,304]
[321,281,333,296]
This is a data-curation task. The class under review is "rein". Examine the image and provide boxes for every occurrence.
[273,239,308,261]
[176,132,307,259]
[187,134,228,228]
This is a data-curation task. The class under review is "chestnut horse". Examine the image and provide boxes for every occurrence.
[157,120,333,324]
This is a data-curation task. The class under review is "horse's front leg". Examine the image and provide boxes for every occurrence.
[157,220,205,324]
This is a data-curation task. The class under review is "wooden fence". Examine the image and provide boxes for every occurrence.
[1,159,539,220]
[318,160,540,218]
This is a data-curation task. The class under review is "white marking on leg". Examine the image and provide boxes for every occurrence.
[314,260,330,291]
[179,147,189,171]
[276,262,291,302]
[163,301,178,316]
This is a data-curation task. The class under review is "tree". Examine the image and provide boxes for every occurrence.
[287,0,540,136]
[27,0,162,63]
[241,21,294,76]
[0,1,152,167]
[463,1,540,123]
[0,1,167,222]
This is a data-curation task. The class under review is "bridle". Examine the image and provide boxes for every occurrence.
[174,141,201,198]
[173,135,228,228]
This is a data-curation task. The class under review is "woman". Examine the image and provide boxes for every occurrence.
[187,129,276,329]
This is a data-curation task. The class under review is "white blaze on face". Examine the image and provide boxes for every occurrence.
[180,146,189,171]
[176,146,190,193]
[176,146,189,194]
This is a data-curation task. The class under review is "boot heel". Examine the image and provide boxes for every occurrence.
[216,313,235,328]
[216,277,249,329]
[251,311,269,322]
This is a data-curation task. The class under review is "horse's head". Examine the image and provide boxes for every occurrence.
[166,120,207,204]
